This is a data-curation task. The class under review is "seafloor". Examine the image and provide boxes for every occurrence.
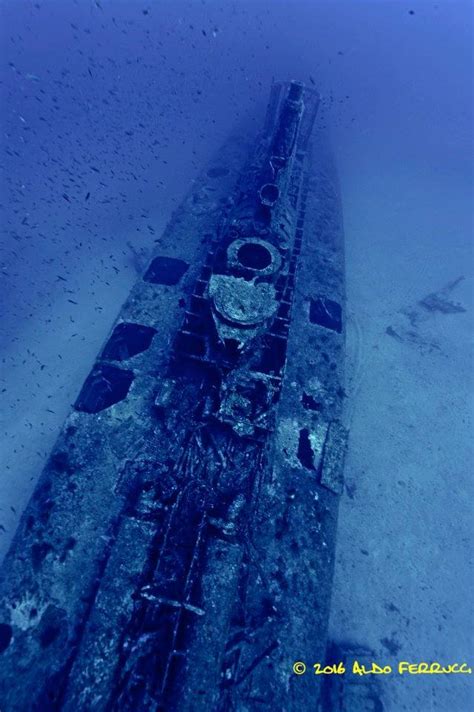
[1,2,472,711]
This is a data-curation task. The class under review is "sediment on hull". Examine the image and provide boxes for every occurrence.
[0,80,346,712]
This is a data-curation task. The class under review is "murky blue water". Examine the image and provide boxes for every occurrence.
[1,2,472,710]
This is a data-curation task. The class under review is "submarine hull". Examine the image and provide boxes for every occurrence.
[0,82,346,712]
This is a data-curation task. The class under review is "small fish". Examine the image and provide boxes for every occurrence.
[62,193,71,202]
[85,191,90,201]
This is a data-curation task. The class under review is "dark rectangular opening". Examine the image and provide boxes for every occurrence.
[309,297,342,333]
[175,331,206,357]
[259,334,287,375]
[194,280,206,296]
[101,322,156,361]
[190,295,207,313]
[75,364,134,413]
[144,256,189,286]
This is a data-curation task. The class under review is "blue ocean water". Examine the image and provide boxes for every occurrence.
[0,2,472,710]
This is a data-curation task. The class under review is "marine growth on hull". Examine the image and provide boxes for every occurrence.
[0,80,347,712]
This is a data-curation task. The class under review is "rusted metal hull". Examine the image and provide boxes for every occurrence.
[0,81,346,711]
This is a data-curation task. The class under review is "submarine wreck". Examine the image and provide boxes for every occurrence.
[0,80,347,711]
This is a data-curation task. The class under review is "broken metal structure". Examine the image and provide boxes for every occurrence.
[0,80,347,711]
